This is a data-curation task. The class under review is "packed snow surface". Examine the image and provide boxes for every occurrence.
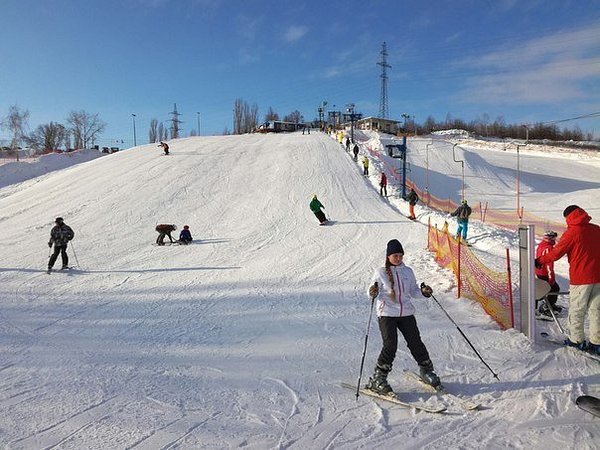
[0,132,599,449]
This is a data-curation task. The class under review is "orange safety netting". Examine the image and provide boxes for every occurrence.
[427,221,514,330]
[365,146,566,238]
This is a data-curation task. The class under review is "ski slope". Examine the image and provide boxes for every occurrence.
[0,132,599,449]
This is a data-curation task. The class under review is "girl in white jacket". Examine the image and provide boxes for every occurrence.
[366,239,439,394]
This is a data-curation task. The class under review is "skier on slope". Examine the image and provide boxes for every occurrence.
[155,224,176,245]
[158,141,170,155]
[47,217,74,272]
[362,156,369,176]
[365,239,440,394]
[353,143,359,161]
[345,137,351,152]
[450,200,472,242]
[406,188,419,220]
[379,172,387,197]
[309,194,327,224]
[535,230,561,318]
[535,205,600,354]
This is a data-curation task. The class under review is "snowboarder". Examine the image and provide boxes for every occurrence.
[353,143,359,161]
[450,200,472,242]
[535,205,600,354]
[379,172,388,197]
[47,217,74,272]
[178,224,193,244]
[159,141,170,155]
[535,230,561,317]
[407,188,419,220]
[366,239,440,394]
[155,224,176,245]
[362,156,369,176]
[309,194,327,224]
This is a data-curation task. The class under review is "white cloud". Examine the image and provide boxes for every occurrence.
[283,25,308,43]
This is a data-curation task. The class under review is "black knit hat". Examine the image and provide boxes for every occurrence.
[386,239,404,256]
[55,217,64,223]
[563,205,580,218]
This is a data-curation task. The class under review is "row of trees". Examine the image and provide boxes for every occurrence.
[1,105,107,157]
[232,99,304,135]
[416,114,594,141]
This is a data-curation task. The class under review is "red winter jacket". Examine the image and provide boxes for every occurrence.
[535,238,556,285]
[537,207,600,285]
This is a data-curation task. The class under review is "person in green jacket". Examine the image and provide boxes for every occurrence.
[310,195,327,224]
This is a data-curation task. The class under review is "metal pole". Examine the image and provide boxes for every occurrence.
[197,112,201,136]
[132,114,137,147]
[452,143,465,202]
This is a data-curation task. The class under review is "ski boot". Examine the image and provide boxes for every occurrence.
[564,338,586,351]
[586,342,600,355]
[419,359,441,389]
[366,363,394,395]
[538,304,552,318]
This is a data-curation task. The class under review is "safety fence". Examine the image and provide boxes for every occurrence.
[363,144,566,238]
[427,220,514,330]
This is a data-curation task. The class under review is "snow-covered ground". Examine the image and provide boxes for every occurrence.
[0,132,598,449]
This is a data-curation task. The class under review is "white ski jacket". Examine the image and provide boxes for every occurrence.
[369,263,422,318]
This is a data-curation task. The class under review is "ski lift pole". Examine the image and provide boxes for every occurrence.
[356,283,378,399]
[425,285,499,380]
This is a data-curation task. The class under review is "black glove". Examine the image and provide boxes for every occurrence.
[368,282,379,298]
[48,242,52,248]
[534,258,542,269]
[420,282,433,298]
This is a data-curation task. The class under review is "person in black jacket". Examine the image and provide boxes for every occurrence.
[406,188,419,220]
[450,200,472,241]
[178,225,193,244]
[47,217,74,271]
[155,224,176,245]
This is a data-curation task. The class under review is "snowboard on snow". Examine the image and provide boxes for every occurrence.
[576,395,600,418]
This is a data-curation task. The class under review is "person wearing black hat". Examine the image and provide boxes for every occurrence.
[47,217,74,273]
[536,205,600,354]
[365,239,439,394]
[535,231,562,317]
[450,200,472,243]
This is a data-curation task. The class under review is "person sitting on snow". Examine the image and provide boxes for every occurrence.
[178,225,193,244]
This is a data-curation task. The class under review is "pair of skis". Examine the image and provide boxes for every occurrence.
[342,372,481,414]
[46,266,73,274]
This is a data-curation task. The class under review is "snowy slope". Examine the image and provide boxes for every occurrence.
[0,133,598,449]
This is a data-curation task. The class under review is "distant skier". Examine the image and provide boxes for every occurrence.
[406,188,419,220]
[366,239,440,394]
[155,224,176,245]
[345,137,351,152]
[47,217,74,272]
[309,195,327,225]
[178,225,193,245]
[159,141,170,155]
[353,143,359,161]
[379,172,387,197]
[450,200,472,242]
[362,156,369,176]
[535,230,561,317]
[535,205,600,354]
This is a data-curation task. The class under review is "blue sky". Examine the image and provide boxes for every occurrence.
[1,0,599,146]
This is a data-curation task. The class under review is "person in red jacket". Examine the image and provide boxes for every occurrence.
[536,205,600,354]
[535,230,561,317]
[379,172,387,197]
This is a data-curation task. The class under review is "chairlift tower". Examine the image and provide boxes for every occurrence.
[377,42,391,119]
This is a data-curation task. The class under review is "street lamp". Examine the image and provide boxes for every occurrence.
[131,114,137,147]
[197,112,201,136]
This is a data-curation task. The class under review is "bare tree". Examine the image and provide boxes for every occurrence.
[66,110,106,149]
[26,122,67,153]
[283,110,302,123]
[149,118,159,143]
[4,105,30,160]
[264,106,279,122]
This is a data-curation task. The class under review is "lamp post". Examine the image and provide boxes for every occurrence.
[131,114,137,147]
[197,112,201,136]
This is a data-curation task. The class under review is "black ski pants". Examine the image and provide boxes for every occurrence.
[49,245,68,268]
[157,232,174,244]
[376,315,431,369]
[537,275,560,308]
[314,210,327,223]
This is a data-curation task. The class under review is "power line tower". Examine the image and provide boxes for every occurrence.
[377,42,391,119]
[169,103,184,139]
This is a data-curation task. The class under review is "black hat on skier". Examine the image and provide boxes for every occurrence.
[386,239,404,256]
[55,217,64,223]
[563,205,580,218]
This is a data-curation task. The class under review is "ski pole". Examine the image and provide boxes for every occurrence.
[70,241,80,268]
[356,282,378,400]
[423,284,499,380]
[544,294,566,335]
